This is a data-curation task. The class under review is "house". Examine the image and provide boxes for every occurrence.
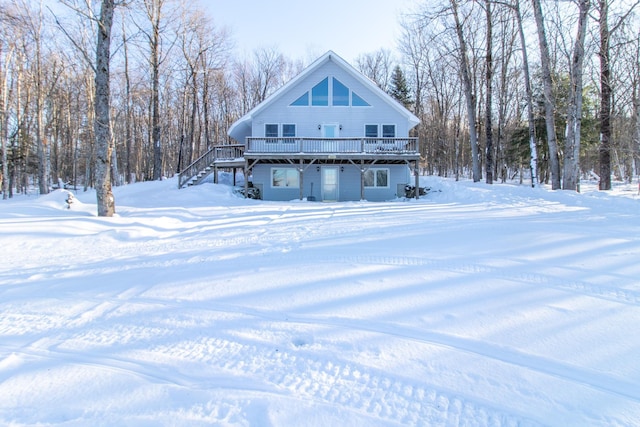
[179,51,421,201]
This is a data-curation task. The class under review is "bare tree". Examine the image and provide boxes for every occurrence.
[532,0,561,189]
[484,0,494,184]
[94,0,116,216]
[356,49,393,91]
[563,0,590,191]
[0,8,15,199]
[137,0,176,180]
[251,47,287,104]
[14,0,50,194]
[597,0,639,189]
[514,0,538,187]
[450,0,481,182]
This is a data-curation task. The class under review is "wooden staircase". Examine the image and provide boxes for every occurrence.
[178,144,245,188]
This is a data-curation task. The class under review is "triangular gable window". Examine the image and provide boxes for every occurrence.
[333,78,349,106]
[312,77,329,106]
[291,92,309,106]
[290,76,370,107]
[352,92,370,106]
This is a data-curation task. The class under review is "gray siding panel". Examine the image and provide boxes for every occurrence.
[252,164,412,202]
[252,61,411,139]
[243,54,418,202]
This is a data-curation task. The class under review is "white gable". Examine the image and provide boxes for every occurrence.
[228,51,419,142]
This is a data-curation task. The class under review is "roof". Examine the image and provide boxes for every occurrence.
[228,50,420,143]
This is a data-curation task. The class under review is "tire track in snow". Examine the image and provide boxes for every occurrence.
[2,290,634,425]
[135,336,543,427]
[279,253,640,307]
[20,286,640,406]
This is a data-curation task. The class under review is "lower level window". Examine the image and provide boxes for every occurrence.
[364,168,389,188]
[272,168,299,188]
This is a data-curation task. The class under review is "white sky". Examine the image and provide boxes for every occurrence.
[201,0,421,64]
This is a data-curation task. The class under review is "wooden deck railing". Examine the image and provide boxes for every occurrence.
[245,137,418,154]
[178,144,244,188]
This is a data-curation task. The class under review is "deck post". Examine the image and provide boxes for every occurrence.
[360,160,365,201]
[415,161,420,199]
[244,159,249,198]
[299,159,304,200]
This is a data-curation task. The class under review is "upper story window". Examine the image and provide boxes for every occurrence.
[291,92,308,106]
[312,78,329,106]
[291,77,370,107]
[265,124,278,137]
[365,124,378,138]
[382,124,396,138]
[265,123,296,139]
[333,78,349,106]
[282,124,296,137]
[352,93,369,106]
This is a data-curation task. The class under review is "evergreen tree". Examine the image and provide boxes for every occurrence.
[388,65,413,110]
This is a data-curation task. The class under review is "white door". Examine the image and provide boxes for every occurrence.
[321,167,339,201]
[322,124,339,138]
[321,124,339,152]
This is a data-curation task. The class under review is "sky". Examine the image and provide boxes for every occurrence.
[201,0,421,64]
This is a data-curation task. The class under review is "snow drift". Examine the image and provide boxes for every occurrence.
[1,177,639,426]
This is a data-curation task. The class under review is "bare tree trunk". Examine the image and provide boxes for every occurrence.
[144,0,164,180]
[94,0,115,216]
[151,30,161,180]
[563,0,590,191]
[598,0,612,190]
[634,91,640,181]
[1,44,13,199]
[532,0,561,189]
[484,0,494,184]
[122,15,133,184]
[29,4,49,195]
[514,1,538,187]
[450,0,481,182]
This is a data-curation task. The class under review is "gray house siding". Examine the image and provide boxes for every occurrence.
[228,51,420,202]
[252,61,411,139]
[253,163,410,202]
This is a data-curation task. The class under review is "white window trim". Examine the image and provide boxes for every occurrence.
[270,167,300,189]
[381,124,396,138]
[282,123,296,138]
[364,168,390,189]
[364,124,379,138]
[265,123,279,138]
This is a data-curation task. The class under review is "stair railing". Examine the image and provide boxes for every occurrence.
[178,147,218,188]
[178,144,246,188]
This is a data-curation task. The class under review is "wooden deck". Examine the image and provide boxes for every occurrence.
[244,137,419,162]
[178,138,420,189]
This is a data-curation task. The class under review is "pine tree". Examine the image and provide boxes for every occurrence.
[388,65,413,110]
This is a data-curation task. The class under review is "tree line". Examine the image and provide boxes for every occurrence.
[1,0,639,215]
[392,0,639,190]
[0,0,303,204]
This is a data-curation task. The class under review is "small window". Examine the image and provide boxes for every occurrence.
[312,77,329,106]
[352,92,370,106]
[365,124,378,138]
[272,168,299,188]
[291,92,308,106]
[364,168,389,188]
[382,124,396,138]
[265,124,278,138]
[282,124,296,137]
[333,78,349,106]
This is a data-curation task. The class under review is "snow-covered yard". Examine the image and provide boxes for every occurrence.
[1,177,639,426]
